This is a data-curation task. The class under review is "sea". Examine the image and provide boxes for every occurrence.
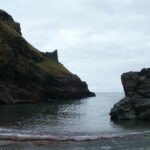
[1,92,150,143]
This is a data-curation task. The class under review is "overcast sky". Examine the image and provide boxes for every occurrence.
[1,0,150,92]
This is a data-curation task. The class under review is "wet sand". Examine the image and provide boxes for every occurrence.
[1,133,150,150]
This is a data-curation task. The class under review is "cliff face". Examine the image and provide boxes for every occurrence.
[0,10,95,104]
[110,68,150,120]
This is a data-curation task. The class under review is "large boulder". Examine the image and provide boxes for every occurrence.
[110,68,150,120]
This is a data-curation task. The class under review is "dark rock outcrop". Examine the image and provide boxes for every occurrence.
[110,68,150,120]
[0,10,95,104]
[41,50,58,61]
[0,9,21,35]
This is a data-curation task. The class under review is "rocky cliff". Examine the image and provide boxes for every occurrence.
[0,9,95,104]
[110,68,150,120]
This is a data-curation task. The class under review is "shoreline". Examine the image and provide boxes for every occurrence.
[1,132,150,150]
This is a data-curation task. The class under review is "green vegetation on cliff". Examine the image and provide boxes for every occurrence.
[0,9,72,77]
[37,58,71,76]
[0,9,95,104]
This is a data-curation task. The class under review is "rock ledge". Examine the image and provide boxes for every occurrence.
[110,68,150,120]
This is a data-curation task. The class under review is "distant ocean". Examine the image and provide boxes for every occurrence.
[1,92,150,143]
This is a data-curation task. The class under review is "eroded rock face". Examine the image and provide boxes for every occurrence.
[0,10,95,104]
[110,68,150,120]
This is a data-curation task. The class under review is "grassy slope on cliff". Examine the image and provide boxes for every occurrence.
[0,15,72,77]
[36,58,71,76]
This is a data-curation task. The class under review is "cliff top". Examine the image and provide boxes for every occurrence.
[0,9,71,76]
[0,9,14,22]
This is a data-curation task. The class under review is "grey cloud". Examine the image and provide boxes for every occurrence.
[1,0,150,92]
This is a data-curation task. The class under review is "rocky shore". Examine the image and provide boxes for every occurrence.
[0,9,95,104]
[110,68,150,120]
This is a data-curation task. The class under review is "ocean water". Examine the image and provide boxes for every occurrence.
[1,92,150,141]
